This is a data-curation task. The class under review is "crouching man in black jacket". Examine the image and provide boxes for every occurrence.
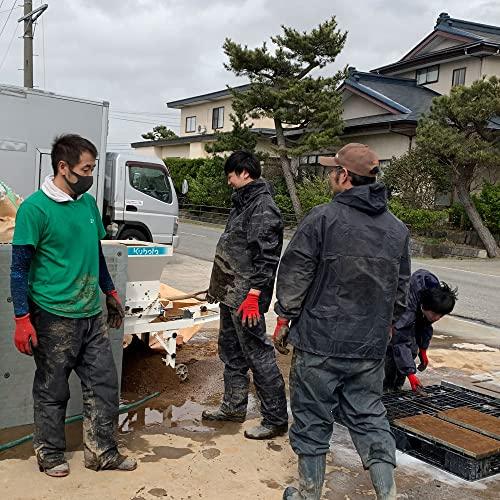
[273,144,411,500]
[202,151,288,440]
[384,269,457,393]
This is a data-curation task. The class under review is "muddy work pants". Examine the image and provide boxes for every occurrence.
[31,305,119,470]
[289,348,396,468]
[218,303,288,427]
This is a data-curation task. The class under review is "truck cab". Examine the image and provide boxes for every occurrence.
[104,152,179,246]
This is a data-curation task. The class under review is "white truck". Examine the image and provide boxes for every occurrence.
[0,83,179,245]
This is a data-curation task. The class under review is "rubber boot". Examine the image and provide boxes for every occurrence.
[244,423,288,440]
[369,462,396,500]
[201,407,246,423]
[283,454,326,500]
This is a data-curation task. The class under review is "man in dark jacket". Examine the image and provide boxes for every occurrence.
[202,150,288,440]
[384,269,457,393]
[273,144,410,500]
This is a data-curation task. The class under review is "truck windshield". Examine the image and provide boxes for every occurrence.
[129,164,172,204]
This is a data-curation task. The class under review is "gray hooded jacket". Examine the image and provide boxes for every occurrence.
[275,183,410,359]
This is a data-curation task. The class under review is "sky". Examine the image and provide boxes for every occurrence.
[1,0,499,150]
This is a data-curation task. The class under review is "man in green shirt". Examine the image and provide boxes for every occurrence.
[10,134,134,477]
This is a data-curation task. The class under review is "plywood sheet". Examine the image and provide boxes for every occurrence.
[394,414,500,459]
[438,407,500,441]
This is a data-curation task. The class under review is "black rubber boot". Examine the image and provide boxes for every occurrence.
[369,462,396,500]
[283,454,326,500]
[201,407,246,423]
[244,423,288,440]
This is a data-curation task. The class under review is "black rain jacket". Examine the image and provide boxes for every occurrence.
[208,178,283,312]
[275,183,410,359]
[388,269,439,375]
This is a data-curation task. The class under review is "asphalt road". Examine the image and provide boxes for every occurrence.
[177,221,500,328]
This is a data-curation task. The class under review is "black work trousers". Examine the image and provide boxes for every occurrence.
[218,303,288,428]
[289,348,396,468]
[30,305,119,470]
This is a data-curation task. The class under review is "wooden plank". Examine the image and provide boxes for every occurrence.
[394,414,500,459]
[438,407,500,441]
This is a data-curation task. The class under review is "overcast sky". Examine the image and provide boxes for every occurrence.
[1,0,499,149]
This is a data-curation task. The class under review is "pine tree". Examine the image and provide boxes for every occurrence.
[223,17,347,219]
[141,125,178,141]
[416,76,500,257]
[205,108,260,156]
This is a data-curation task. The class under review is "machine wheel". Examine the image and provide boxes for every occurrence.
[119,227,150,241]
[175,363,188,382]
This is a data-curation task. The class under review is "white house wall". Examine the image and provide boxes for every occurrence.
[345,132,411,160]
[386,55,500,96]
[179,97,275,137]
[342,93,390,120]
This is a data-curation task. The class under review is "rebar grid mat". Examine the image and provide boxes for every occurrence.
[382,384,500,423]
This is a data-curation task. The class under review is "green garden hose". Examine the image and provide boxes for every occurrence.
[0,391,160,453]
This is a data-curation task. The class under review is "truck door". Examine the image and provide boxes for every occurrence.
[124,161,176,243]
[36,150,99,199]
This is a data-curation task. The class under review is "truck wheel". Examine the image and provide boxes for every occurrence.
[119,227,150,241]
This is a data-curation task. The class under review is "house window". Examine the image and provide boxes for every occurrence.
[185,116,196,133]
[452,67,466,87]
[212,107,224,129]
[416,65,439,85]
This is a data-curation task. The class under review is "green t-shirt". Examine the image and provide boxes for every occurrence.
[13,190,107,318]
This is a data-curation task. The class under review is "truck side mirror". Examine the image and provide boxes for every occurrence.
[181,179,189,195]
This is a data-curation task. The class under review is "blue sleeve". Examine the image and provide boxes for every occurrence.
[10,244,35,317]
[391,285,419,376]
[417,324,434,350]
[99,241,115,294]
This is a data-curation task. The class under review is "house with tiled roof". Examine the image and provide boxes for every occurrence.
[132,12,500,164]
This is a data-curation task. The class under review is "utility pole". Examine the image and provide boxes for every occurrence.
[23,1,33,88]
[17,3,48,88]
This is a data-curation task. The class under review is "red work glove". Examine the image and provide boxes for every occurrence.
[105,290,125,329]
[417,348,429,372]
[237,290,261,327]
[14,314,38,356]
[408,373,424,393]
[273,317,290,355]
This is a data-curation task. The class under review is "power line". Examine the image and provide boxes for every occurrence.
[0,20,18,71]
[0,4,23,15]
[111,109,178,117]
[109,115,179,126]
[0,0,16,41]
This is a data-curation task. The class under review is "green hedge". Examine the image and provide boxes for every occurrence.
[274,176,332,216]
[163,157,205,193]
[388,198,449,232]
[450,183,500,233]
[164,157,232,207]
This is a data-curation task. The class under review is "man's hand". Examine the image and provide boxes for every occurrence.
[417,348,429,372]
[273,317,290,355]
[14,314,38,356]
[106,290,125,329]
[237,290,261,327]
[407,373,424,393]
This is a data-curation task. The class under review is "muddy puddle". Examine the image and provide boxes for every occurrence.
[1,326,260,462]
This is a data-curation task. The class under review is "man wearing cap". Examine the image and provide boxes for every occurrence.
[273,144,411,500]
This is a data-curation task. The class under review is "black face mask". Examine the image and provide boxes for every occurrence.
[64,169,93,196]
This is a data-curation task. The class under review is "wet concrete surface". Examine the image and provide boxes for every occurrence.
[1,319,500,498]
[2,249,500,498]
